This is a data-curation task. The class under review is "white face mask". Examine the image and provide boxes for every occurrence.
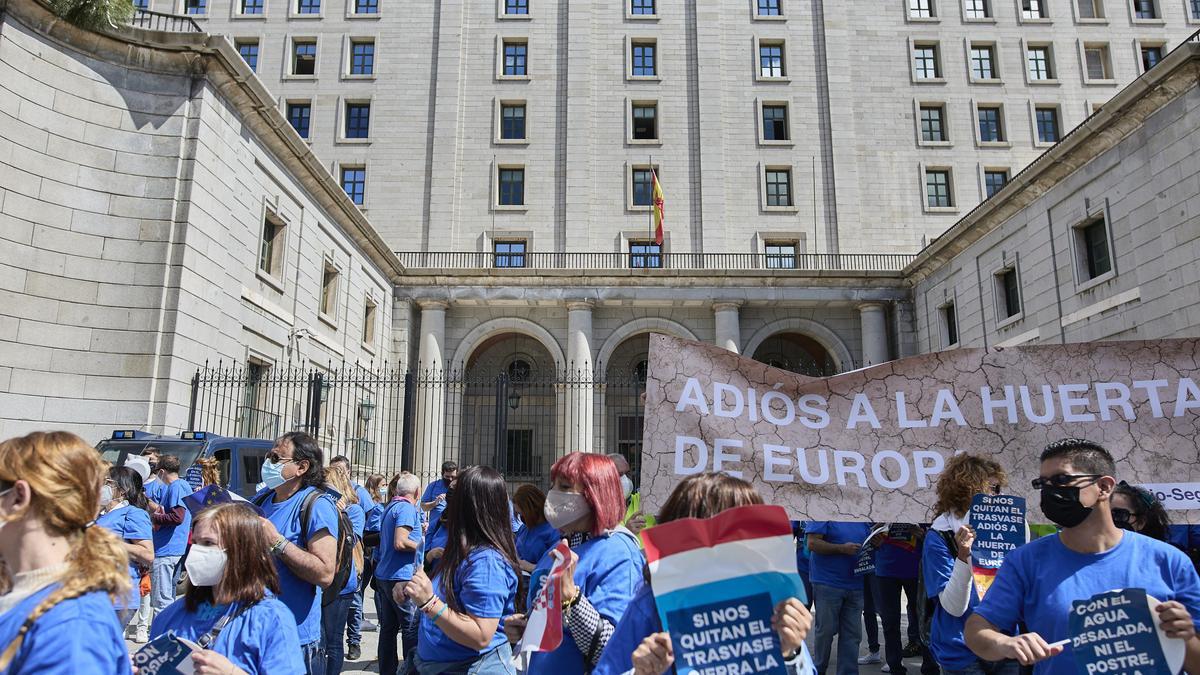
[100,485,114,507]
[620,475,634,499]
[185,544,228,587]
[544,488,591,530]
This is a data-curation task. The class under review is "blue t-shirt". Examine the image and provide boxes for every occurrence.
[974,530,1200,675]
[0,584,130,674]
[151,596,304,674]
[427,498,448,541]
[97,504,153,609]
[255,486,339,645]
[421,479,450,506]
[805,521,871,590]
[153,479,193,557]
[1169,524,1200,552]
[515,521,561,566]
[341,502,366,597]
[595,584,817,675]
[417,547,517,663]
[144,476,164,504]
[922,519,985,670]
[377,499,422,582]
[527,530,644,673]
[876,533,920,579]
[353,483,377,517]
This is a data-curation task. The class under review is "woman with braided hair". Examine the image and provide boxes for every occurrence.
[0,431,132,673]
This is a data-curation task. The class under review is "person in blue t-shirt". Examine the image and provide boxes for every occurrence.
[876,522,938,675]
[376,472,423,675]
[0,431,132,674]
[806,520,872,675]
[923,453,1018,675]
[149,454,193,622]
[793,522,814,609]
[152,502,305,674]
[511,484,560,572]
[330,456,382,656]
[401,465,518,672]
[254,431,340,675]
[966,439,1200,675]
[504,452,644,673]
[320,466,367,675]
[97,466,155,627]
[421,461,458,524]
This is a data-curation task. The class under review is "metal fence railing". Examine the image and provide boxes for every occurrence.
[129,8,202,32]
[396,251,915,273]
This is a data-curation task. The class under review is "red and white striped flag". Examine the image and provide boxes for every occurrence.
[516,540,573,656]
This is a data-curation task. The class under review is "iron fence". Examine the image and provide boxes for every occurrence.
[396,251,915,272]
[129,8,203,32]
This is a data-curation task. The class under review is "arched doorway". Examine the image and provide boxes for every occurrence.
[599,335,653,482]
[750,332,840,376]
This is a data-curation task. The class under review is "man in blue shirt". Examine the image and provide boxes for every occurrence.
[965,438,1200,675]
[376,472,422,675]
[420,461,457,524]
[149,455,191,623]
[330,454,380,660]
[256,431,339,675]
[807,521,872,675]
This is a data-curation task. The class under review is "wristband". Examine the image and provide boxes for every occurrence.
[269,538,288,557]
[418,595,437,612]
[431,603,448,622]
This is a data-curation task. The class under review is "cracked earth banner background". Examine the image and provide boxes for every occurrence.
[640,334,1200,523]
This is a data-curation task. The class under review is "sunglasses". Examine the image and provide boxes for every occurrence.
[1030,473,1103,490]
[265,452,297,465]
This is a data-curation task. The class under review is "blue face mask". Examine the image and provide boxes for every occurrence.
[260,460,286,490]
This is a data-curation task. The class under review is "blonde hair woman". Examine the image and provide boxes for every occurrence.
[0,431,131,672]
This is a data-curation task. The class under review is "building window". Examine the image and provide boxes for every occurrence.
[183,0,205,14]
[1027,46,1053,80]
[286,102,311,138]
[1140,45,1163,71]
[631,41,657,77]
[926,169,953,208]
[629,241,662,268]
[350,40,374,75]
[354,0,377,14]
[361,299,377,345]
[632,168,655,206]
[1133,0,1157,18]
[977,106,1004,142]
[259,212,286,277]
[494,240,527,268]
[913,43,942,79]
[1191,0,1200,19]
[296,0,319,13]
[940,303,959,347]
[1084,44,1113,80]
[632,103,658,140]
[498,168,525,206]
[984,169,1009,197]
[759,42,786,78]
[241,0,263,13]
[505,0,528,15]
[758,0,782,16]
[631,0,655,15]
[320,263,339,319]
[344,102,370,139]
[133,0,149,8]
[970,45,997,80]
[1021,0,1047,17]
[503,41,527,76]
[1035,107,1060,143]
[1076,0,1104,17]
[236,40,259,71]
[964,0,991,17]
[919,105,947,142]
[1075,217,1113,280]
[765,241,797,269]
[501,103,527,140]
[341,167,366,205]
[996,267,1021,319]
[910,0,936,17]
[292,40,316,76]
[765,168,793,207]
[762,104,789,141]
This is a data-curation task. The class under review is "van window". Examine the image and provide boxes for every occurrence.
[213,448,232,488]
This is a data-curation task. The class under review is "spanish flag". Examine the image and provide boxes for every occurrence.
[651,168,665,246]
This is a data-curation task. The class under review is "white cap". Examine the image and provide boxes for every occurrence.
[124,455,151,482]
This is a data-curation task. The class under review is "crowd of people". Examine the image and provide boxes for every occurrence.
[1,431,1200,675]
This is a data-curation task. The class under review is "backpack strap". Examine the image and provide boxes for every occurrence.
[298,489,324,548]
[196,601,255,649]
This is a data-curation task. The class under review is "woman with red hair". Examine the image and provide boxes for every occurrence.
[504,452,643,673]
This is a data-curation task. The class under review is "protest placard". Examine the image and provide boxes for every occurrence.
[854,525,888,577]
[643,504,806,675]
[969,494,1027,598]
[1069,588,1183,675]
[639,334,1200,522]
[132,633,201,675]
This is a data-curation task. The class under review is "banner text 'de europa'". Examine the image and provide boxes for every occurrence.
[639,335,1200,523]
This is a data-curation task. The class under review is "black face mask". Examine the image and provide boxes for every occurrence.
[1040,485,1093,528]
[1111,508,1137,531]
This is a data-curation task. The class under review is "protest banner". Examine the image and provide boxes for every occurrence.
[968,494,1027,598]
[1069,588,1183,675]
[639,334,1200,522]
[643,504,807,675]
[517,540,572,656]
[133,633,202,675]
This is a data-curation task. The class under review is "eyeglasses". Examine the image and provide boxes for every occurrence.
[1030,473,1103,490]
[265,452,297,465]
[1111,507,1135,525]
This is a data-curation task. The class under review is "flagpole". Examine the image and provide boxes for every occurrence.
[647,154,654,247]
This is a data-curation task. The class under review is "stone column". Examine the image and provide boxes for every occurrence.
[413,301,448,479]
[713,302,742,353]
[564,301,594,454]
[859,302,890,367]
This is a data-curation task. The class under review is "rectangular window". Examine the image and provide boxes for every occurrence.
[941,303,958,346]
[964,0,991,17]
[354,0,377,13]
[241,0,263,13]
[1192,0,1200,19]
[1021,0,1046,17]
[503,41,527,76]
[970,45,996,79]
[759,43,785,78]
[762,104,789,141]
[1027,46,1053,80]
[629,241,662,269]
[501,103,527,140]
[1084,45,1112,79]
[494,240,527,268]
[350,40,374,75]
[292,40,316,76]
[632,168,655,206]
[236,40,259,71]
[926,169,952,208]
[997,268,1021,318]
[632,103,658,140]
[913,44,941,79]
[361,299,376,345]
[296,0,319,13]
[984,169,1009,197]
[765,242,797,269]
[765,169,793,207]
[286,102,311,139]
[505,0,528,15]
[631,0,655,14]
[1076,0,1103,17]
[1035,107,1060,143]
[1133,0,1157,18]
[631,42,656,77]
[1141,45,1163,71]
[183,0,205,14]
[133,0,149,8]
[977,106,1004,142]
[341,167,366,205]
[910,0,935,17]
[758,0,782,16]
[344,102,370,139]
[1077,218,1113,279]
[920,105,947,142]
[259,212,285,277]
[320,263,339,318]
[498,168,525,206]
